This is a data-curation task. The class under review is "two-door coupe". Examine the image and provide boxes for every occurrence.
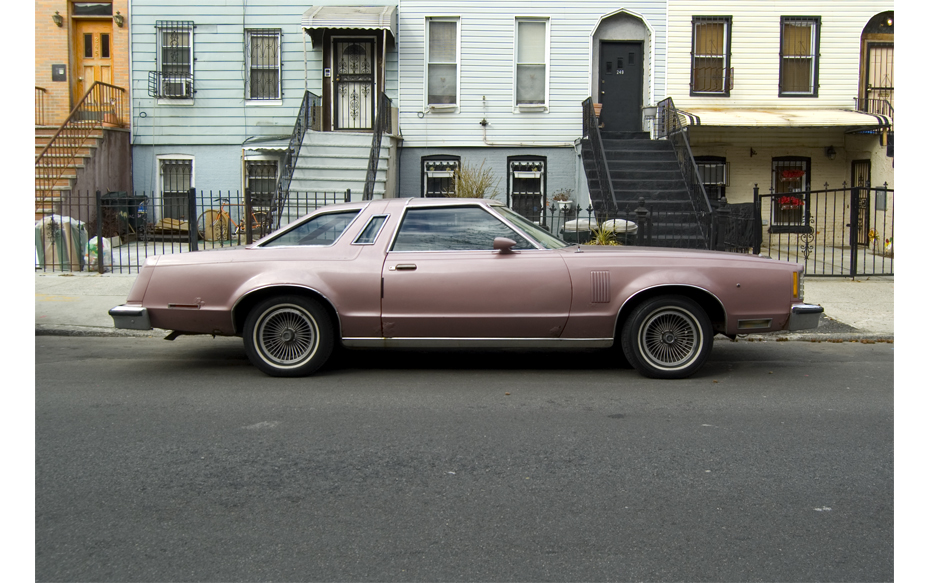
[110,197,823,379]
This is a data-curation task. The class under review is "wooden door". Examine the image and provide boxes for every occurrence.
[73,20,113,102]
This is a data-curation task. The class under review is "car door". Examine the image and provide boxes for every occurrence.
[381,205,572,339]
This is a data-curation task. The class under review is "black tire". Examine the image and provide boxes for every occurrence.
[621,295,713,379]
[243,295,334,377]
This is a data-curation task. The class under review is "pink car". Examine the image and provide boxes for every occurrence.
[110,197,822,379]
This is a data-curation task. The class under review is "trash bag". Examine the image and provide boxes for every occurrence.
[35,215,88,271]
[84,236,112,272]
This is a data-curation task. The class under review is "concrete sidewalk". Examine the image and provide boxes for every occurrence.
[34,271,894,340]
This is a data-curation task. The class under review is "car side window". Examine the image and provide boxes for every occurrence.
[262,211,360,247]
[392,207,533,251]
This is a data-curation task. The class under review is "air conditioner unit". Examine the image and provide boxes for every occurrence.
[162,77,193,98]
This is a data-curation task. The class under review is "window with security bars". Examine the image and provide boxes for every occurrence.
[152,21,194,99]
[691,17,731,95]
[780,17,820,96]
[771,157,810,229]
[695,157,728,201]
[422,157,460,196]
[509,157,546,222]
[246,29,281,100]
[246,161,278,207]
[515,18,548,105]
[160,159,192,220]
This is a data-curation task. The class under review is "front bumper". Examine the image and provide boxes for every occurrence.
[788,303,824,331]
[109,305,152,330]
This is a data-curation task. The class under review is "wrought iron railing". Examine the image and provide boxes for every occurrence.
[654,97,713,248]
[855,98,894,123]
[270,90,319,228]
[35,82,126,209]
[35,86,48,126]
[580,97,617,222]
[363,92,393,200]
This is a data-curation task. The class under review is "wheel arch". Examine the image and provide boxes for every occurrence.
[614,285,727,339]
[231,285,342,338]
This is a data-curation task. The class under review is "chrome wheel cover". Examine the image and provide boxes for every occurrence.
[638,307,702,371]
[255,305,319,367]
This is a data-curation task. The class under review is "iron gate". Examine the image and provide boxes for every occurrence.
[755,184,893,277]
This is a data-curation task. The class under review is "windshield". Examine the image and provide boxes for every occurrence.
[494,206,571,250]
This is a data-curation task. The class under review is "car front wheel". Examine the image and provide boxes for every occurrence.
[244,296,333,377]
[621,295,713,379]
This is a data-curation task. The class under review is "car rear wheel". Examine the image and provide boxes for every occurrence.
[244,296,333,377]
[621,295,712,379]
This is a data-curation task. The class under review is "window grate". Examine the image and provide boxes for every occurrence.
[246,29,281,100]
[150,21,195,99]
[779,16,820,96]
[691,16,731,95]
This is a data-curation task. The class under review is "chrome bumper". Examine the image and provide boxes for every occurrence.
[788,303,824,331]
[109,305,152,330]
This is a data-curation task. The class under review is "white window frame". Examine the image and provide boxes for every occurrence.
[513,17,550,111]
[242,155,281,208]
[779,16,820,97]
[155,23,195,105]
[245,29,283,104]
[425,16,461,111]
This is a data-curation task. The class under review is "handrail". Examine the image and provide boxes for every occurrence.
[654,97,713,248]
[35,87,47,126]
[35,82,126,202]
[363,92,393,200]
[854,97,894,123]
[270,90,320,228]
[581,97,617,223]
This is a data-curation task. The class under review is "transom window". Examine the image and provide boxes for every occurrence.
[691,17,731,95]
[392,207,533,252]
[426,18,459,106]
[246,29,281,100]
[780,17,820,96]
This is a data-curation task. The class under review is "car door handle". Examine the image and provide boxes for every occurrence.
[390,264,417,271]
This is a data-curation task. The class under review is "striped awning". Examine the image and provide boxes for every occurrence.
[679,108,892,129]
[301,5,397,38]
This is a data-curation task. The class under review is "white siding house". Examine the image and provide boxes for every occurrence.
[666,0,894,206]
[130,0,400,218]
[396,0,668,219]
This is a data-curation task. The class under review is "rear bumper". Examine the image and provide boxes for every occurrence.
[788,303,824,331]
[109,305,152,330]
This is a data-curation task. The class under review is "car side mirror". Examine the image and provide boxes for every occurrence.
[493,237,518,254]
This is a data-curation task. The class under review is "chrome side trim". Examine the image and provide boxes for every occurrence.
[341,337,615,349]
[618,284,728,329]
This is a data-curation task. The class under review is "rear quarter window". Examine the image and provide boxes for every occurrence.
[261,211,360,247]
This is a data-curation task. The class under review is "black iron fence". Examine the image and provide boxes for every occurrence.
[753,183,894,277]
[35,189,350,274]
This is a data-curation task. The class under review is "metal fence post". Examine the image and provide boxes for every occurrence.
[850,186,860,277]
[245,189,253,245]
[716,196,730,251]
[635,198,650,246]
[188,187,199,252]
[345,189,351,203]
[752,185,762,255]
[95,190,104,273]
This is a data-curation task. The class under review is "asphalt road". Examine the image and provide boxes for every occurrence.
[36,336,894,582]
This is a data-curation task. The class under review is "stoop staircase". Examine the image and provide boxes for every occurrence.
[35,124,102,219]
[582,130,708,249]
[290,131,389,201]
